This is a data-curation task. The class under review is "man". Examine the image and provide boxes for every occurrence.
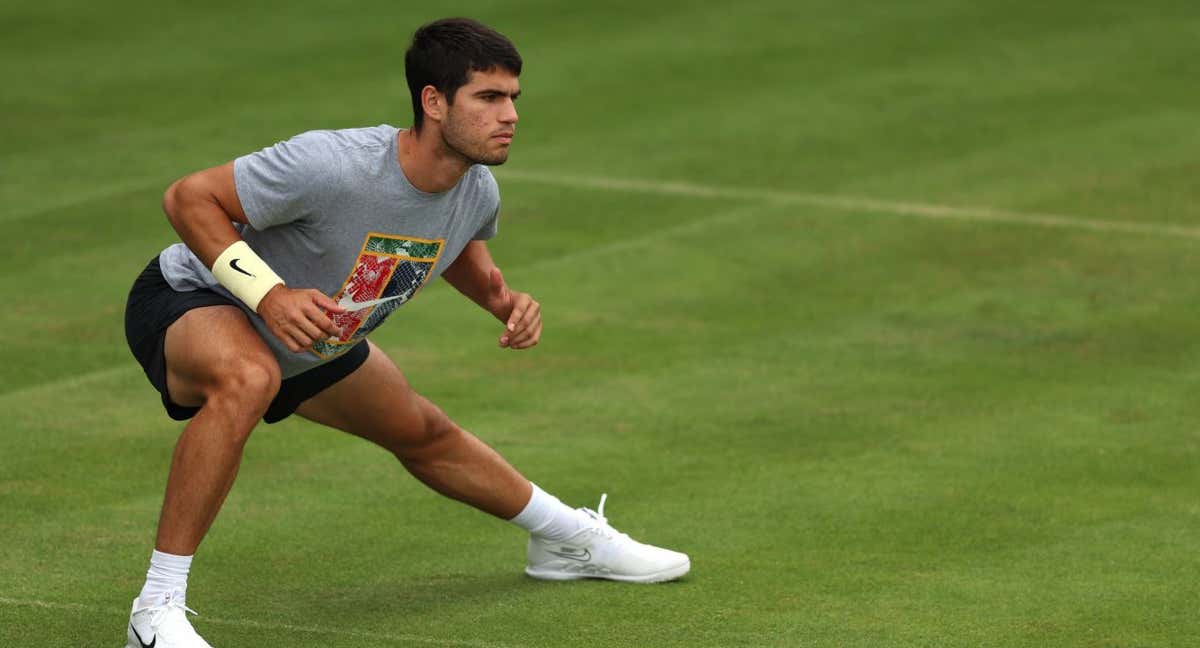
[121,17,689,648]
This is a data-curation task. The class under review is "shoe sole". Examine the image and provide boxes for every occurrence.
[525,559,690,583]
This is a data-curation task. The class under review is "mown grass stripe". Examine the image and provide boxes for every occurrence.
[0,596,518,647]
[1,176,165,224]
[498,169,1200,241]
[0,204,768,400]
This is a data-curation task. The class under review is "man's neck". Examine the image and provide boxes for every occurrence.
[397,127,471,194]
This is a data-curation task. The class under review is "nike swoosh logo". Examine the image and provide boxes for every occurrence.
[229,258,256,278]
[338,293,409,311]
[130,624,156,648]
[547,548,591,562]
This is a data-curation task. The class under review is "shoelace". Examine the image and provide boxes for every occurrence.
[578,493,630,541]
[149,589,199,630]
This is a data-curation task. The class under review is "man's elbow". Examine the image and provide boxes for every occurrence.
[162,174,209,230]
[161,177,186,225]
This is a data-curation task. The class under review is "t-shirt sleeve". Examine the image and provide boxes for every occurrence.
[471,167,501,240]
[473,204,499,240]
[233,131,339,230]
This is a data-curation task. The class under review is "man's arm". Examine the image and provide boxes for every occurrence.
[162,163,344,352]
[162,162,250,267]
[442,240,542,349]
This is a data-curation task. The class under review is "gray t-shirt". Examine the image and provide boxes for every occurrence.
[159,124,500,378]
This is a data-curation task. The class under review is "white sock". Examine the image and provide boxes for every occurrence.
[509,483,588,541]
[137,549,192,608]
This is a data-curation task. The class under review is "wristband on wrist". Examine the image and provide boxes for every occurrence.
[211,240,285,312]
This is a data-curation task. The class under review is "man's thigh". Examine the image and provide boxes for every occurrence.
[163,305,279,408]
[294,340,430,448]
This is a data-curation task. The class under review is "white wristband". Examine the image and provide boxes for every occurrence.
[211,240,285,312]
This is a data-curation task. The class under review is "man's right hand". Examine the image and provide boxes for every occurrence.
[256,285,346,353]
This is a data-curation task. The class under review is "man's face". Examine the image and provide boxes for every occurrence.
[439,67,520,166]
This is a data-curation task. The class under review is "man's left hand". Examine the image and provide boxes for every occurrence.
[486,268,541,349]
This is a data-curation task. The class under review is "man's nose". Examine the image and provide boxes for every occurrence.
[501,98,519,124]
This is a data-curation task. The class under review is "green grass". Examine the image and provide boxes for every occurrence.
[3,1,1200,646]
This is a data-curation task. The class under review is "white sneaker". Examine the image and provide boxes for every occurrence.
[125,589,214,648]
[525,494,690,583]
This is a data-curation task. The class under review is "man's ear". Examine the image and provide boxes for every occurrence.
[421,85,446,123]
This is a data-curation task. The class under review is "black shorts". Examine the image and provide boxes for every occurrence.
[124,255,369,424]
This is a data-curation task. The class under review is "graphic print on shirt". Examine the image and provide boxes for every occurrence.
[312,233,445,359]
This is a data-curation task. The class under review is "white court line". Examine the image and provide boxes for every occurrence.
[516,203,766,274]
[497,169,1200,240]
[0,596,517,647]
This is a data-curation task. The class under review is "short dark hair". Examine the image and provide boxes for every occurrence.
[405,18,522,132]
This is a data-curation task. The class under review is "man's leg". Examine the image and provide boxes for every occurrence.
[294,341,690,583]
[125,305,280,648]
[156,305,282,555]
[295,340,531,518]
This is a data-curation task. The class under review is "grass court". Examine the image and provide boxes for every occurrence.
[2,1,1199,645]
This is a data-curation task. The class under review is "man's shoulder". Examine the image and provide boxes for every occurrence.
[273,125,397,187]
[466,164,500,202]
[296,124,397,154]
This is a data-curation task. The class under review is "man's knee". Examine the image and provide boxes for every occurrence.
[221,359,281,402]
[198,358,281,419]
[391,397,458,459]
[163,305,280,416]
